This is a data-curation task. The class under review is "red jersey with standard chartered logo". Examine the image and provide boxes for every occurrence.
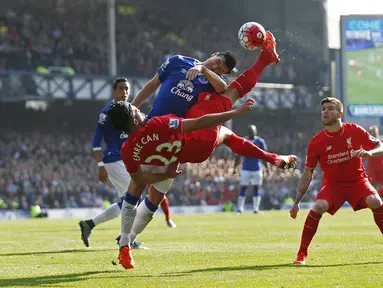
[305,123,380,185]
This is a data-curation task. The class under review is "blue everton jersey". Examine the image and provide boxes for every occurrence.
[242,137,268,171]
[91,101,128,163]
[146,55,217,120]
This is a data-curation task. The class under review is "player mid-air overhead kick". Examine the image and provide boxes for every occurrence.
[107,27,298,269]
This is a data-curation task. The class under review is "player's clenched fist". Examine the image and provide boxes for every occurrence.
[234,99,255,116]
[290,203,300,219]
[186,64,204,80]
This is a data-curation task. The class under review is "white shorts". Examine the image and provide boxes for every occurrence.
[240,170,263,186]
[105,161,131,197]
[141,165,174,194]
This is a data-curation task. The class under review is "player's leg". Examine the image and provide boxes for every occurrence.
[160,196,177,228]
[79,161,130,247]
[252,171,263,213]
[218,126,296,168]
[222,31,280,104]
[349,180,383,234]
[293,185,345,265]
[128,179,173,245]
[118,180,146,269]
[237,171,249,214]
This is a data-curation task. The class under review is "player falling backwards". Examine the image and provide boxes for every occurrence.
[78,78,176,249]
[290,97,383,265]
[108,31,297,269]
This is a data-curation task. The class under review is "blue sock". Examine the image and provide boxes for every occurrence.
[124,191,140,206]
[145,197,158,213]
[253,186,259,197]
[240,186,248,197]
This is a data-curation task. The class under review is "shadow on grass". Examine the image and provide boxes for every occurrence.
[165,261,383,274]
[0,271,116,287]
[0,248,116,257]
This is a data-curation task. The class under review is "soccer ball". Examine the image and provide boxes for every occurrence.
[238,22,266,50]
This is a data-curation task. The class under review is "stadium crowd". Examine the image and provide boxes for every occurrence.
[0,121,322,211]
[0,0,326,88]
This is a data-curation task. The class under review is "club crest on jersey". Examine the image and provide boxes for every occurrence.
[171,80,194,101]
[120,132,128,139]
[346,137,352,148]
[169,118,180,129]
[198,75,209,84]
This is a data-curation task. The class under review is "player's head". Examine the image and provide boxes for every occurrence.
[248,124,257,138]
[320,97,343,126]
[204,51,237,75]
[369,125,379,137]
[112,77,130,102]
[107,101,145,134]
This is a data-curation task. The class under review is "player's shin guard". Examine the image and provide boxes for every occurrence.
[225,133,279,165]
[160,196,171,221]
[372,204,383,234]
[229,50,273,98]
[91,202,121,226]
[298,210,322,255]
[119,192,140,247]
[128,197,158,243]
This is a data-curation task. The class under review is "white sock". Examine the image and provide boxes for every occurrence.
[92,202,121,225]
[119,200,137,247]
[238,196,246,212]
[253,196,261,212]
[128,199,157,243]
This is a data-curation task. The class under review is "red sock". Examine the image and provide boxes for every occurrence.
[160,196,171,221]
[298,210,322,255]
[225,133,279,165]
[229,50,271,98]
[372,204,383,234]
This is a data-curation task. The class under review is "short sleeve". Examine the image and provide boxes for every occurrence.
[305,139,318,169]
[157,56,179,82]
[147,115,183,135]
[356,125,381,150]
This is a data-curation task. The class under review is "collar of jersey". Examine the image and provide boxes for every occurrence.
[325,124,344,138]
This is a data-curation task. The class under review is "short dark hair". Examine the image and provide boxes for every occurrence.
[107,101,133,133]
[216,51,236,74]
[112,77,129,90]
[320,97,343,112]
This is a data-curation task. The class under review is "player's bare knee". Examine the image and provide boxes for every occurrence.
[148,187,165,206]
[366,194,383,210]
[313,200,328,214]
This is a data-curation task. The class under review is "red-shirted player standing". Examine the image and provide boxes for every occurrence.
[290,97,383,265]
[368,125,383,196]
[108,32,297,269]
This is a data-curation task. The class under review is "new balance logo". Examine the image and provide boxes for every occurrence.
[326,145,332,151]
[169,118,180,129]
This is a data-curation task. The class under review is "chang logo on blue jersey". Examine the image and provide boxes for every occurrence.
[146,55,219,120]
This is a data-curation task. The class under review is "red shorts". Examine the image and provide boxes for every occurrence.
[178,92,232,164]
[316,179,378,215]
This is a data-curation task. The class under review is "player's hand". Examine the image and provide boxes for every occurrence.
[98,166,108,183]
[350,149,372,158]
[186,65,203,80]
[166,163,183,178]
[234,99,255,116]
[290,203,300,219]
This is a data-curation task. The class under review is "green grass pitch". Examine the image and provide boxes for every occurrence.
[0,209,382,287]
[346,47,383,105]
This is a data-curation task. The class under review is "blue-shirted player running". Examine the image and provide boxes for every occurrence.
[235,124,269,214]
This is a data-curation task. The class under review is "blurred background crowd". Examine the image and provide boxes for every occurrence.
[1,0,331,211]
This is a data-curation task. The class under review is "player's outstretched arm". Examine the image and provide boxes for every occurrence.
[290,167,314,219]
[92,115,108,183]
[132,73,162,108]
[182,99,254,133]
[351,141,383,158]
